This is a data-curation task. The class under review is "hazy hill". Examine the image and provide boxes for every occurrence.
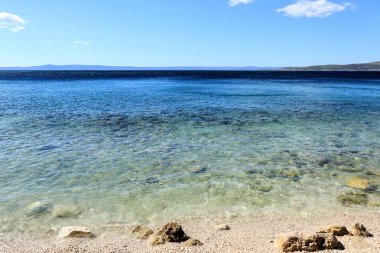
[0,65,277,71]
[1,62,380,71]
[283,61,380,71]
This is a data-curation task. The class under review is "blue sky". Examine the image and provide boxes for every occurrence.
[0,0,379,67]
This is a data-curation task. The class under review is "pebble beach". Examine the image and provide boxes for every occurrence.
[1,211,380,253]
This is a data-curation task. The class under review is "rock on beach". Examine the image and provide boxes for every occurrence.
[275,232,344,252]
[184,239,203,246]
[214,224,230,231]
[318,225,349,236]
[58,226,94,239]
[148,222,202,246]
[349,223,372,237]
[149,222,189,245]
[131,225,153,239]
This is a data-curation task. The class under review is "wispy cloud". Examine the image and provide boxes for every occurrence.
[0,12,27,32]
[228,0,254,7]
[74,40,90,46]
[276,0,350,18]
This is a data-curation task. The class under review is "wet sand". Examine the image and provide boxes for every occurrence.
[1,210,379,253]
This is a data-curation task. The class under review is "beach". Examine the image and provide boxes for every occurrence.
[1,211,380,252]
[2,0,380,250]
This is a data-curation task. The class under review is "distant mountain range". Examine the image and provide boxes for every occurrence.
[1,61,380,71]
[0,65,277,71]
[283,61,380,71]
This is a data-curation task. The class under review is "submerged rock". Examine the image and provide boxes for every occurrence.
[131,225,153,239]
[319,226,349,236]
[345,177,376,191]
[275,232,344,252]
[318,156,365,173]
[369,201,380,207]
[336,166,363,173]
[318,158,334,167]
[367,169,380,177]
[191,167,208,174]
[144,177,159,184]
[52,204,81,218]
[58,226,94,239]
[149,222,189,246]
[280,169,301,181]
[38,145,59,151]
[25,201,52,218]
[337,192,368,206]
[349,223,372,237]
[251,184,273,192]
[214,224,230,231]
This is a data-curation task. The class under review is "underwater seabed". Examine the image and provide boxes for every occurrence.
[0,77,379,237]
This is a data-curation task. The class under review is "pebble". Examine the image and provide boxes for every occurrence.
[58,226,94,239]
[214,224,231,231]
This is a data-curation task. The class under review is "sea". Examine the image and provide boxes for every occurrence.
[0,71,379,236]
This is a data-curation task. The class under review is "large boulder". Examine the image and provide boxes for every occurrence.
[276,232,344,252]
[131,225,153,239]
[149,222,189,245]
[58,226,94,239]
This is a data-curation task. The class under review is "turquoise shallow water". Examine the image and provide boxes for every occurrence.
[0,73,380,236]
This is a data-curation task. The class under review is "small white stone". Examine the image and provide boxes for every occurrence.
[58,226,94,239]
[214,224,230,231]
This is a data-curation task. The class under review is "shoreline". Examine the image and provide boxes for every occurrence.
[1,210,379,253]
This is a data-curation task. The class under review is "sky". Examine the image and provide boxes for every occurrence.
[0,0,379,67]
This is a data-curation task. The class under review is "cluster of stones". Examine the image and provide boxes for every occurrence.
[57,221,231,248]
[56,221,373,252]
[276,223,372,252]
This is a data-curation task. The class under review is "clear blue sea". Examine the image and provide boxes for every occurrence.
[0,71,379,236]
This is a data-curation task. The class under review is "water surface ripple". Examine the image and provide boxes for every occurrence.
[0,73,379,236]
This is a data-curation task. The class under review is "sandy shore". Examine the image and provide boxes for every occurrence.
[1,210,380,253]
